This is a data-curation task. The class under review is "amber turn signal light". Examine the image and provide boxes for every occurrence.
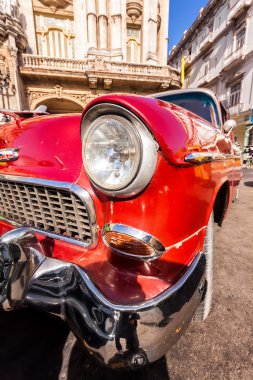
[102,224,165,261]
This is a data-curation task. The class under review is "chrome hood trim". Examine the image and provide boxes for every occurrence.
[184,152,239,165]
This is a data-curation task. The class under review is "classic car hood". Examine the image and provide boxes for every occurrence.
[0,114,83,183]
[0,94,225,184]
[81,94,223,166]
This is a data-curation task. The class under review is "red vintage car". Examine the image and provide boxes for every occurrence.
[0,89,241,369]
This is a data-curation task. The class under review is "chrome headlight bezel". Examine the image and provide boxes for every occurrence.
[81,103,158,197]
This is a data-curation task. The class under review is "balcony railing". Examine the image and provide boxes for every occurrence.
[198,72,210,86]
[185,56,192,64]
[21,54,179,79]
[199,32,214,51]
[21,55,91,71]
[184,55,192,68]
[230,0,241,8]
[223,45,247,68]
[228,103,249,115]
[229,0,252,21]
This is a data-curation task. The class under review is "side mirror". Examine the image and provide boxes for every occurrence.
[223,119,237,135]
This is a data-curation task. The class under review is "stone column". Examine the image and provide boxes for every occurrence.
[97,0,108,51]
[87,0,97,49]
[142,0,149,63]
[74,0,88,58]
[109,0,122,61]
[4,0,11,14]
[157,0,169,65]
[7,35,23,110]
[19,0,37,54]
[147,0,158,64]
[121,0,127,62]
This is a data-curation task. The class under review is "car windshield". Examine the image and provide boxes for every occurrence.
[156,92,220,127]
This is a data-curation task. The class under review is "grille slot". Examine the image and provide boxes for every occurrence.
[0,180,94,245]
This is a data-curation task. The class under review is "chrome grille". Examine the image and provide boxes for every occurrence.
[0,180,94,245]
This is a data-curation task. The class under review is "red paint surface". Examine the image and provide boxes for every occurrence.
[0,95,241,304]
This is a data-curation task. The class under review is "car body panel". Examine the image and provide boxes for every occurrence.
[0,93,241,304]
[0,90,242,367]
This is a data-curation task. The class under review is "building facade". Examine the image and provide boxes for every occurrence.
[0,0,27,111]
[168,0,253,148]
[0,0,180,114]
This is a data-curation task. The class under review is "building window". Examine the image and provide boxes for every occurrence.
[230,83,241,106]
[236,28,246,50]
[35,14,75,59]
[199,29,206,44]
[208,21,214,34]
[199,59,209,78]
[225,37,233,57]
[204,62,209,75]
[127,26,141,63]
[185,75,190,88]
[172,60,179,70]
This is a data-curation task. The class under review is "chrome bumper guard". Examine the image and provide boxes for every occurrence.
[0,228,206,369]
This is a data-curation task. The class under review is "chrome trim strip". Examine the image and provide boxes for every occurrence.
[185,152,226,164]
[0,174,72,190]
[0,217,90,248]
[0,174,98,248]
[185,152,239,165]
[226,154,242,160]
[165,226,207,250]
[70,184,98,247]
[0,148,19,162]
[102,223,165,261]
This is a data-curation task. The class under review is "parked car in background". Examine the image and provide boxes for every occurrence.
[242,146,253,169]
[0,89,241,369]
[0,106,48,125]
[0,113,12,125]
[0,110,25,126]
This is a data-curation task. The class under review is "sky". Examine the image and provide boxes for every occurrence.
[169,0,208,52]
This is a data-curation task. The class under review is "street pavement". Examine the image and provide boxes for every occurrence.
[0,169,252,380]
[167,168,253,380]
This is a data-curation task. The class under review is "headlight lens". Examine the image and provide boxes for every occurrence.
[84,115,141,190]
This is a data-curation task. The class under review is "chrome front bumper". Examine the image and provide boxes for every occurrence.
[0,228,206,369]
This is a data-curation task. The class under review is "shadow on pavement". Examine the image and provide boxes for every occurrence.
[0,309,69,380]
[0,309,170,380]
[66,340,170,380]
[244,181,253,187]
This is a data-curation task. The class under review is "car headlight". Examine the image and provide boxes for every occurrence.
[81,103,158,197]
[84,115,141,191]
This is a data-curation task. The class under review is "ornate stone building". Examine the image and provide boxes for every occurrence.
[0,0,27,110]
[168,0,253,147]
[0,0,180,113]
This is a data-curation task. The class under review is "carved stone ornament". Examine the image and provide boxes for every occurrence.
[8,46,18,57]
[54,84,63,98]
[26,87,98,108]
[26,90,49,105]
[126,0,142,23]
[38,0,72,12]
[0,12,27,50]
